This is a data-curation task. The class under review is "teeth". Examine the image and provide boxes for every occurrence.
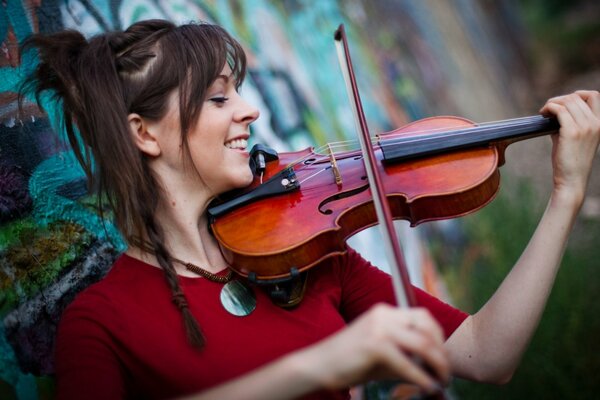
[225,138,248,149]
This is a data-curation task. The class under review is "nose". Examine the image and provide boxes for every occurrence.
[234,94,260,125]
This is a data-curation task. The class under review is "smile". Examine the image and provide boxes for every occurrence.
[224,138,248,150]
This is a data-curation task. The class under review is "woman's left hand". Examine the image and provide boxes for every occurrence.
[540,90,600,205]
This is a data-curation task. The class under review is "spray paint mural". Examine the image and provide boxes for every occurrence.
[0,1,531,398]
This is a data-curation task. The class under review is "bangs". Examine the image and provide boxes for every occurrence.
[179,23,247,86]
[157,23,247,136]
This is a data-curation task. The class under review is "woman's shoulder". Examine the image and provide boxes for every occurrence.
[330,244,391,280]
[61,253,165,321]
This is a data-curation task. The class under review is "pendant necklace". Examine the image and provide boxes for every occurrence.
[130,238,256,317]
[174,259,256,317]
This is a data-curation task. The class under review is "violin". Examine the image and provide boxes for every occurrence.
[208,113,558,282]
[208,22,559,286]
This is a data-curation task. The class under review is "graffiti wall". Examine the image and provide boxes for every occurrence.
[0,1,532,398]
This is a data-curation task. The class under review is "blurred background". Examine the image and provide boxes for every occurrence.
[1,0,599,399]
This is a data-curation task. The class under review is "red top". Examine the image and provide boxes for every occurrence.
[55,247,468,399]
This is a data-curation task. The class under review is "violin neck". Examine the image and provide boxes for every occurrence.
[380,115,559,163]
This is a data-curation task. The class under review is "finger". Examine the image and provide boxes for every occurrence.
[550,95,600,147]
[408,309,445,345]
[539,93,572,117]
[389,328,450,384]
[370,305,444,345]
[575,90,600,116]
[364,306,448,379]
[542,92,598,127]
[375,340,442,393]
[557,94,597,130]
[540,102,577,134]
[541,94,581,122]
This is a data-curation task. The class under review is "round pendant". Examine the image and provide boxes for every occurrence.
[220,280,256,316]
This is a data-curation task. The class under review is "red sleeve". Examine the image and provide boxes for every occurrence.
[337,246,469,339]
[54,291,127,400]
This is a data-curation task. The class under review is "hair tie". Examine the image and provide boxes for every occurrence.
[172,292,188,309]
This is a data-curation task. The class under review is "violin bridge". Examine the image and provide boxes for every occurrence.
[327,143,343,186]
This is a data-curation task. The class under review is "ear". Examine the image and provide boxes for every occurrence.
[128,113,161,157]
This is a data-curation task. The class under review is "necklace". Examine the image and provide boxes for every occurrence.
[172,258,233,283]
[175,258,255,316]
[131,237,255,316]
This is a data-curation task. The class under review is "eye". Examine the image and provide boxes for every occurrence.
[210,96,229,105]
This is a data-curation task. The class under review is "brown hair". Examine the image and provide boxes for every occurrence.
[19,19,247,348]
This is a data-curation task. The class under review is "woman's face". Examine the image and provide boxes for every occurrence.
[161,65,260,198]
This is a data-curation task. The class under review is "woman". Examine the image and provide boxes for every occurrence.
[20,19,600,400]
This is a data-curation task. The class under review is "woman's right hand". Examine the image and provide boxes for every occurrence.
[189,303,449,400]
[301,303,449,394]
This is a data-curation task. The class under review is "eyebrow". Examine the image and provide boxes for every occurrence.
[216,74,231,83]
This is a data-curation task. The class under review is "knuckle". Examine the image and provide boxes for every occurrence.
[577,89,599,97]
[575,123,593,138]
[413,307,433,322]
[549,101,564,110]
[364,305,393,338]
[369,303,393,320]
[411,336,430,353]
[369,326,390,344]
[416,308,444,337]
[555,103,567,113]
[548,95,563,103]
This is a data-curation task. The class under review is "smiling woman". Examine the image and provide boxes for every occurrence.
[18,18,600,400]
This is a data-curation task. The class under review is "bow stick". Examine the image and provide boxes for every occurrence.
[334,24,445,399]
[333,24,415,308]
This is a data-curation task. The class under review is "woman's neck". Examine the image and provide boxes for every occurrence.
[127,188,229,276]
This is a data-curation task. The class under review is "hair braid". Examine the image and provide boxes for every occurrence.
[145,217,205,348]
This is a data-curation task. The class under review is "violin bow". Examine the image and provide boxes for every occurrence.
[334,24,447,399]
[333,24,415,308]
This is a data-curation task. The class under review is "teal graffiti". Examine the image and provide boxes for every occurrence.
[0,2,32,93]
[28,150,125,250]
[0,324,36,400]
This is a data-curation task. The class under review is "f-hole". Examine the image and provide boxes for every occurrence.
[318,179,368,215]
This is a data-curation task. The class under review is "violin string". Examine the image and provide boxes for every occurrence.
[284,140,363,170]
[381,115,547,143]
[380,115,552,148]
[314,116,548,158]
[285,115,551,176]
[378,115,548,144]
[297,165,331,185]
[290,124,480,172]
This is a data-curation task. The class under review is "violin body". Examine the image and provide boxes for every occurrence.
[211,116,508,280]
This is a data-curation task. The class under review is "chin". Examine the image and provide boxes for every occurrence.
[231,168,254,189]
[240,171,255,187]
